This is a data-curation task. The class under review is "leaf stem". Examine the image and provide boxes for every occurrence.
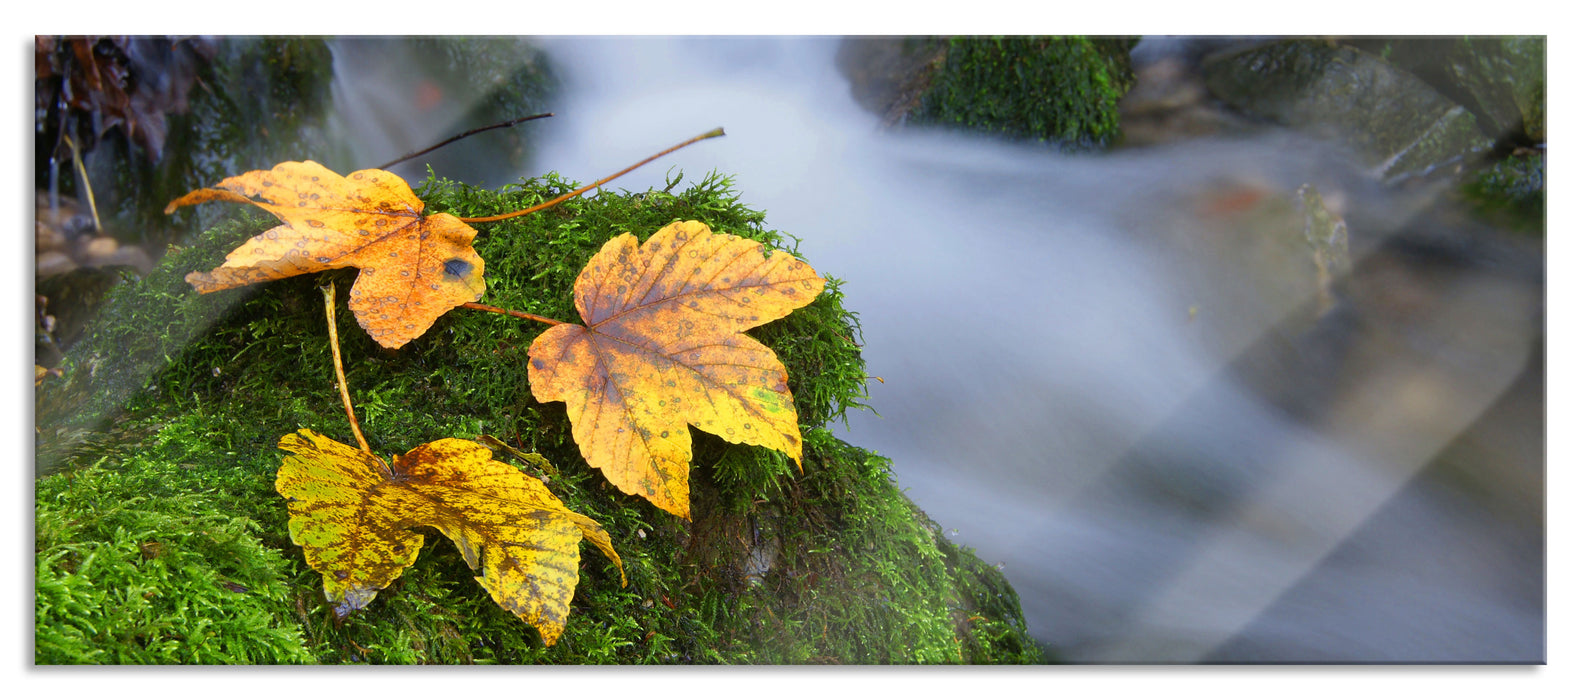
[458,127,726,224]
[461,302,566,326]
[375,112,554,170]
[322,282,372,454]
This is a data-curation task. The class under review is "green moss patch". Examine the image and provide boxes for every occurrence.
[35,438,314,664]
[910,36,1137,151]
[1462,152,1545,235]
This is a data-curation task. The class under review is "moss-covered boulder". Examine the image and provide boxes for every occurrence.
[1460,151,1545,235]
[838,36,1137,152]
[34,173,1042,664]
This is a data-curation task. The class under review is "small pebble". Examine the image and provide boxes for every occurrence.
[35,251,77,277]
[82,236,118,261]
[35,221,66,253]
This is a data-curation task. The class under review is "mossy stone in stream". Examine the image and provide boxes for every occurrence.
[908,36,1137,152]
[1460,152,1545,235]
[34,173,1042,664]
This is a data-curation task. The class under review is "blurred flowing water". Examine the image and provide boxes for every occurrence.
[328,36,1543,662]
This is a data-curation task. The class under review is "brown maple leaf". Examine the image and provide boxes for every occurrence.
[167,160,485,349]
[527,221,825,519]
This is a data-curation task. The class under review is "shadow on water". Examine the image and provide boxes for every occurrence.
[327,36,1543,662]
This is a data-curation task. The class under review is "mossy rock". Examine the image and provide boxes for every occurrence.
[907,36,1137,151]
[34,173,1042,664]
[1460,151,1545,235]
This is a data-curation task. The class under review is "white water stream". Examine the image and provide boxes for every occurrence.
[330,36,1543,662]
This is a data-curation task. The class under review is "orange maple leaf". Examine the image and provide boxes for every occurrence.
[527,221,825,519]
[167,160,486,349]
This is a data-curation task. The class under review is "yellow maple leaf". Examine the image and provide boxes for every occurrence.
[167,161,486,349]
[276,429,623,645]
[527,221,825,519]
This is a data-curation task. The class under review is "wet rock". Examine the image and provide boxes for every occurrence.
[1448,38,1544,143]
[1118,56,1256,147]
[34,193,96,242]
[35,267,130,356]
[36,221,67,255]
[1349,37,1544,144]
[835,37,948,127]
[1298,184,1352,315]
[1202,39,1494,180]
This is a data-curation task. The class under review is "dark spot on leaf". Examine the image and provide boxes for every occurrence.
[443,258,473,279]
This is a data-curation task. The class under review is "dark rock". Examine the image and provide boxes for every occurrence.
[1117,56,1257,147]
[1202,39,1494,180]
[834,37,948,127]
[1348,37,1544,144]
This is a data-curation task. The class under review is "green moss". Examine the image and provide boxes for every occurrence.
[691,428,1044,664]
[35,173,1041,664]
[1462,152,1545,235]
[35,438,315,664]
[910,36,1137,151]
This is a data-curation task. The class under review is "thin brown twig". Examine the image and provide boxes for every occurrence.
[322,282,371,454]
[61,134,102,233]
[461,301,566,326]
[375,112,554,170]
[458,127,725,224]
